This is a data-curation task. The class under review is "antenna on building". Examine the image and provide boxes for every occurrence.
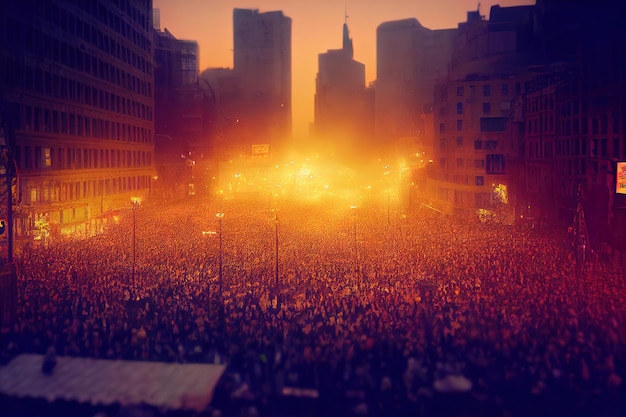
[342,7,353,58]
[477,2,481,13]
[345,6,349,24]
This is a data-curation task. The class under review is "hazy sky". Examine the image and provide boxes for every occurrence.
[152,0,536,138]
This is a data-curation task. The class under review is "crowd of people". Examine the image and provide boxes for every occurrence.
[1,193,625,417]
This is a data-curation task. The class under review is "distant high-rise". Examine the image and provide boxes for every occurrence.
[314,19,373,157]
[0,0,155,243]
[375,19,455,155]
[154,26,210,198]
[233,8,292,153]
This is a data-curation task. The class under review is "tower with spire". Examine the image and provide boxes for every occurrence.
[343,9,353,58]
[313,14,374,158]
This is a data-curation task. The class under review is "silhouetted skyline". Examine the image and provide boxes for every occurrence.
[152,0,536,138]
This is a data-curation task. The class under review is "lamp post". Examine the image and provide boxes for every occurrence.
[215,212,224,300]
[351,205,358,274]
[274,212,279,307]
[130,197,141,299]
[384,167,390,225]
[387,185,391,224]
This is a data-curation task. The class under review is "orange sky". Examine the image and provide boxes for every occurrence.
[152,0,535,138]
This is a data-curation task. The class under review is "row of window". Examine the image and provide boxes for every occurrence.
[10,102,152,144]
[526,95,555,113]
[31,0,151,52]
[3,59,152,115]
[504,108,620,139]
[555,158,591,177]
[435,187,496,208]
[547,99,621,135]
[439,154,505,175]
[5,18,151,88]
[455,83,521,98]
[526,136,626,160]
[525,140,554,160]
[440,102,507,118]
[17,146,152,171]
[555,137,624,159]
[526,115,555,135]
[27,175,152,205]
[440,118,509,133]
[538,116,611,138]
[439,137,500,150]
[556,158,611,178]
[450,175,488,187]
[452,158,490,169]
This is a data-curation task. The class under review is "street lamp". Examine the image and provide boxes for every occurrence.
[384,168,390,225]
[130,197,141,299]
[274,211,279,308]
[350,205,358,274]
[215,212,224,300]
[387,185,391,224]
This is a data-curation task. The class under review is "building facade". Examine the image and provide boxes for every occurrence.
[0,0,155,246]
[426,6,535,220]
[153,24,211,198]
[519,70,560,223]
[375,18,455,156]
[232,8,292,154]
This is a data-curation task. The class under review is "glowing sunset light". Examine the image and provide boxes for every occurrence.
[152,0,535,138]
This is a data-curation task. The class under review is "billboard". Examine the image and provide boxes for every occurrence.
[617,161,626,194]
[251,144,270,157]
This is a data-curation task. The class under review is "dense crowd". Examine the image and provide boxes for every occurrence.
[1,195,625,417]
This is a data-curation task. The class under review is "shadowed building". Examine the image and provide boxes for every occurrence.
[154,22,213,199]
[201,9,292,160]
[0,0,155,244]
[314,18,373,159]
[375,19,456,157]
[427,5,535,220]
[232,8,292,155]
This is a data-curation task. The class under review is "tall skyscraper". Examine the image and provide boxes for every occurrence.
[375,19,456,156]
[232,8,292,154]
[153,25,209,198]
[0,0,156,244]
[314,18,373,158]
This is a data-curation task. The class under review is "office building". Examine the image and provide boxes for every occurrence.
[0,0,156,244]
[427,5,534,219]
[232,8,292,154]
[154,24,210,198]
[375,18,455,155]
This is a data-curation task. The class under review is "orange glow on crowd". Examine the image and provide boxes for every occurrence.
[10,151,626,416]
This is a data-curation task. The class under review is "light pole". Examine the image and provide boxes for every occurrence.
[351,205,357,274]
[387,185,391,224]
[215,212,224,299]
[274,212,279,307]
[384,167,390,225]
[130,197,141,299]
